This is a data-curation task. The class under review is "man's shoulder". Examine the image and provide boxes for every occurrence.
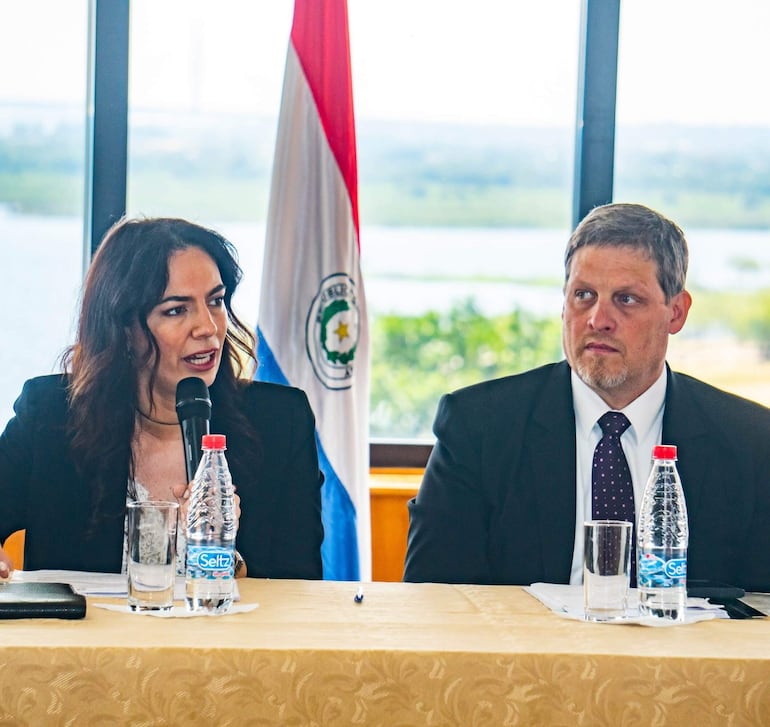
[448,362,568,403]
[436,362,570,427]
[669,369,770,429]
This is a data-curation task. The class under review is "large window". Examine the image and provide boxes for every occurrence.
[0,1,88,425]
[124,1,580,440]
[352,1,580,439]
[615,0,770,405]
[126,1,293,329]
[3,1,769,442]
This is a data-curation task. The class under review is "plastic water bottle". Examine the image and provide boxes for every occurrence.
[637,444,689,621]
[185,433,237,614]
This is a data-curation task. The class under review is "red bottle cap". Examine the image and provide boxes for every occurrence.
[653,444,677,460]
[201,434,226,449]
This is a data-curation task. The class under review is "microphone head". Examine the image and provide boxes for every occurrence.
[175,377,212,422]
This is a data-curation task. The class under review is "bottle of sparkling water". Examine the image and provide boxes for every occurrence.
[637,444,689,621]
[185,433,237,614]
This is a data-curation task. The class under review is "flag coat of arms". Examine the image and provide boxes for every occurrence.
[256,0,370,580]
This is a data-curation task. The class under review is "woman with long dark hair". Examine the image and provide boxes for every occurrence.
[0,217,323,578]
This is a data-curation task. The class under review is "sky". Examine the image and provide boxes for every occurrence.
[1,0,769,127]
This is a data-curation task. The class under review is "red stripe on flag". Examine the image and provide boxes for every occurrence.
[290,0,360,238]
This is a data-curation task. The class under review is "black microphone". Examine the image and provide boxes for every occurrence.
[175,376,212,482]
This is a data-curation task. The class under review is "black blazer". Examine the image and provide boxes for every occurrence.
[0,375,324,578]
[404,361,770,592]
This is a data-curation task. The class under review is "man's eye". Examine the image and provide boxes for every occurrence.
[618,294,636,305]
[575,290,593,301]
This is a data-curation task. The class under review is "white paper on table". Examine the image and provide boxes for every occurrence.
[525,582,724,626]
[92,602,258,617]
[11,569,240,602]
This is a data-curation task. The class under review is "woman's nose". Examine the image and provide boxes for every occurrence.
[192,307,217,337]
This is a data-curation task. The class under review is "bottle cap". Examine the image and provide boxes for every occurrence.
[653,444,677,460]
[201,434,226,449]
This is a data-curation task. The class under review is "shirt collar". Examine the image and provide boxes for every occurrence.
[571,366,667,442]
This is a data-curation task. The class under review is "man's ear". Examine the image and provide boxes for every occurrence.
[669,290,692,335]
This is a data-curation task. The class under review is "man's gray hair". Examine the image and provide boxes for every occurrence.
[564,203,688,301]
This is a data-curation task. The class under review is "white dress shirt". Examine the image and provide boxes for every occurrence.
[568,368,667,584]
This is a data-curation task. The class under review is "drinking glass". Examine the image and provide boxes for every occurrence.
[127,501,179,612]
[584,519,632,621]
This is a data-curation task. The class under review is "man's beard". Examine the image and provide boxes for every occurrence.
[574,357,628,391]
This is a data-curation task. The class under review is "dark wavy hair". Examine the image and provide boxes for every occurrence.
[62,217,259,518]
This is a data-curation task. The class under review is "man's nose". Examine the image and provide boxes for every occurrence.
[588,298,615,331]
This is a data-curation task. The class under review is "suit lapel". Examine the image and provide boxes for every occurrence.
[661,368,710,517]
[528,362,577,581]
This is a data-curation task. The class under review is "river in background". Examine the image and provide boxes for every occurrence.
[2,213,770,425]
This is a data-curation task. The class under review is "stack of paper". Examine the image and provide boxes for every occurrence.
[525,582,725,626]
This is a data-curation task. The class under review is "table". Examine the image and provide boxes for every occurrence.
[1,579,769,725]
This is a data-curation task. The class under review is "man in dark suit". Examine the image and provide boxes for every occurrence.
[404,203,770,592]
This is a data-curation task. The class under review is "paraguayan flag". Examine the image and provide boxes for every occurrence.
[256,0,370,581]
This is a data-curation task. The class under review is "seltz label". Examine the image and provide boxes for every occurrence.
[638,552,687,588]
[186,545,234,579]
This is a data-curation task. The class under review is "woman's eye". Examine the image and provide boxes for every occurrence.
[209,296,225,308]
[163,305,186,317]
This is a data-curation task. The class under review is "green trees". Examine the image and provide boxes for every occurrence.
[370,299,562,437]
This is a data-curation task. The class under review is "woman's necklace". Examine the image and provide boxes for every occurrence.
[136,409,178,426]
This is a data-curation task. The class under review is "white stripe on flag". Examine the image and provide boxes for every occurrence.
[257,6,370,581]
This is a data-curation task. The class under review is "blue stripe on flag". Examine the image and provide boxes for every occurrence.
[257,328,360,581]
[256,328,290,386]
[315,435,360,581]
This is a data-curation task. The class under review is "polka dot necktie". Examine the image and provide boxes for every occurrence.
[592,411,636,585]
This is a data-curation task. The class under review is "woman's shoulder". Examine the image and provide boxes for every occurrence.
[14,374,69,413]
[231,380,316,435]
[20,373,69,392]
[238,379,311,409]
[3,375,70,440]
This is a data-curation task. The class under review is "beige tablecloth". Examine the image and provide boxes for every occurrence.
[1,579,769,725]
